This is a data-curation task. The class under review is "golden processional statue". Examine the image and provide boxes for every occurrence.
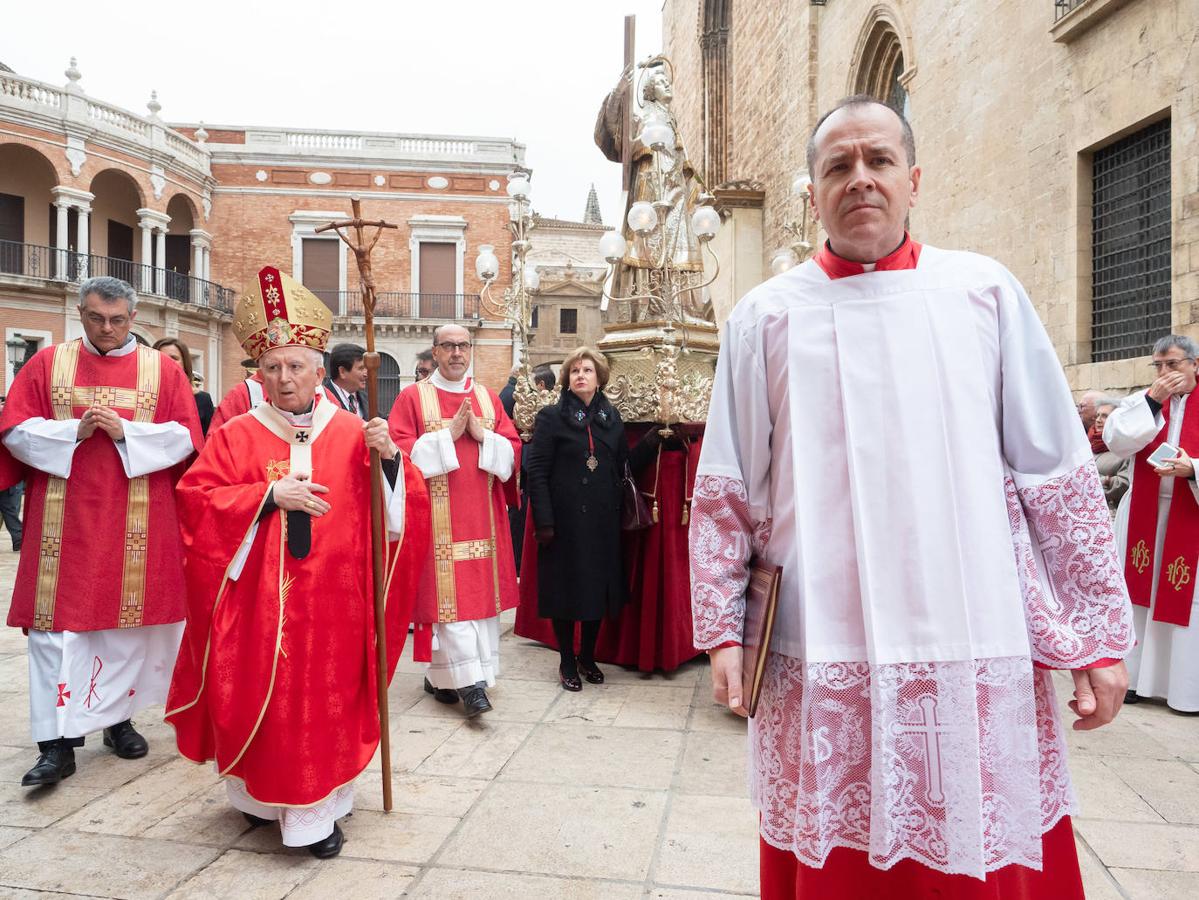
[593,49,723,431]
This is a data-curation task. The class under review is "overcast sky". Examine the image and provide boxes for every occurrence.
[3,0,665,226]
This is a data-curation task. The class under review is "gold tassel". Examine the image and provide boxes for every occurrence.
[651,500,659,524]
[681,501,690,526]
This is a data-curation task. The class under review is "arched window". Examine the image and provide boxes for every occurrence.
[701,0,732,186]
[853,17,910,119]
[377,352,402,416]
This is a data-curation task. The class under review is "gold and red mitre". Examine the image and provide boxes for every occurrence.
[232,266,332,361]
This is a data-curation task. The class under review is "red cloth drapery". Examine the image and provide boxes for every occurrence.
[515,424,702,672]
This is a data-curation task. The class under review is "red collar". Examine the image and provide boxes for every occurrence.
[814,233,922,280]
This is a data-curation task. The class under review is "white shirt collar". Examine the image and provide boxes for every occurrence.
[430,367,474,393]
[81,333,137,357]
[270,393,321,427]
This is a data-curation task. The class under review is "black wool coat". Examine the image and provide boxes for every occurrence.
[525,389,629,621]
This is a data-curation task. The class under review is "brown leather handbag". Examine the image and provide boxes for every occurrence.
[621,461,653,531]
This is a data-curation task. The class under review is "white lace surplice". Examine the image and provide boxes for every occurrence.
[690,247,1133,879]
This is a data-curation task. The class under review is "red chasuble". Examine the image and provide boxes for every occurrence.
[1124,394,1199,625]
[389,382,520,627]
[165,403,431,806]
[206,373,263,434]
[1,340,202,632]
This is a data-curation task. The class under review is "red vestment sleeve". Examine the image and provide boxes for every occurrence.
[207,382,251,434]
[0,348,53,490]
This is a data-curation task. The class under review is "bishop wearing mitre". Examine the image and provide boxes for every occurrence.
[166,267,430,858]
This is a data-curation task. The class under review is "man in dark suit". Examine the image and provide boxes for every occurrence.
[323,343,368,420]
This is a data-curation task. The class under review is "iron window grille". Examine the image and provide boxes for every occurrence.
[1090,118,1171,362]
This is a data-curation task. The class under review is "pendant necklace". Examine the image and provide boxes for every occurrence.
[586,422,598,472]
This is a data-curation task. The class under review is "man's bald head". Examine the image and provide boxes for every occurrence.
[806,96,915,179]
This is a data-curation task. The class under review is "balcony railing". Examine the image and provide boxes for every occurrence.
[323,290,480,320]
[0,240,235,313]
[1054,0,1086,20]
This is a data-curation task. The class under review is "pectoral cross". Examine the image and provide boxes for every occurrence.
[294,430,310,444]
[893,695,952,805]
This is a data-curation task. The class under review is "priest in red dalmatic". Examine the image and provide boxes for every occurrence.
[691,99,1134,899]
[1104,334,1199,712]
[389,324,520,717]
[165,267,430,859]
[0,276,202,787]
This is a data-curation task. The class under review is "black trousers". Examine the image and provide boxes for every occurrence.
[0,482,21,546]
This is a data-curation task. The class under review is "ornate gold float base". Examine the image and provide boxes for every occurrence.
[599,318,718,426]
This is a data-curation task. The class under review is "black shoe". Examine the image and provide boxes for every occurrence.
[458,684,493,717]
[1123,690,1143,705]
[578,661,604,685]
[559,664,582,692]
[21,743,76,786]
[308,823,344,859]
[10,541,19,552]
[243,812,274,828]
[103,720,149,759]
[1167,706,1199,716]
[424,677,460,705]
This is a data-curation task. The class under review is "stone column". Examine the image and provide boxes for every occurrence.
[202,246,211,283]
[139,222,153,292]
[50,186,94,282]
[155,229,167,297]
[54,201,69,279]
[75,205,90,280]
[188,229,212,304]
[137,208,170,295]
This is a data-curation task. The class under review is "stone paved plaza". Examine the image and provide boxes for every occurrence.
[0,549,1196,898]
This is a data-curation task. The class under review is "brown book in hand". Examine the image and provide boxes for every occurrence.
[742,557,782,718]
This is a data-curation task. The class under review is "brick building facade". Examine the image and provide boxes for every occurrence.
[1,59,525,410]
[663,0,1197,396]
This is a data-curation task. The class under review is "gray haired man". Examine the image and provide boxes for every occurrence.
[0,276,202,786]
[1104,333,1199,713]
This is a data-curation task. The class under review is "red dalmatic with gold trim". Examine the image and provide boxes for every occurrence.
[389,381,520,626]
[165,404,431,805]
[1,340,201,632]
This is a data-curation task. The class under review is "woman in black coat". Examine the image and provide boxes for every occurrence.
[525,346,629,691]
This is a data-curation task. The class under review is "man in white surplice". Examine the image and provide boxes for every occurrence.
[1103,334,1199,713]
[690,98,1134,896]
[0,277,200,787]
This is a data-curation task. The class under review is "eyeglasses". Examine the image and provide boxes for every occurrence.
[1149,357,1195,372]
[435,341,472,353]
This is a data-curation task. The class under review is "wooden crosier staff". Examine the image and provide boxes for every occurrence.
[316,197,398,812]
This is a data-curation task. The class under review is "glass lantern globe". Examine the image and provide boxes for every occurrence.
[475,245,499,281]
[770,248,799,276]
[641,121,675,151]
[522,265,541,292]
[691,206,721,240]
[506,176,531,201]
[626,201,658,235]
[792,172,813,195]
[598,231,627,263]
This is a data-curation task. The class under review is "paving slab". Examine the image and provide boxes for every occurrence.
[502,724,682,790]
[407,868,644,899]
[165,848,317,899]
[287,858,420,899]
[1110,867,1199,900]
[440,781,667,880]
[1075,819,1199,872]
[0,829,218,899]
[654,793,761,895]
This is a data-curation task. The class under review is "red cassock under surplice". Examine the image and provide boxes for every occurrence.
[165,407,430,806]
